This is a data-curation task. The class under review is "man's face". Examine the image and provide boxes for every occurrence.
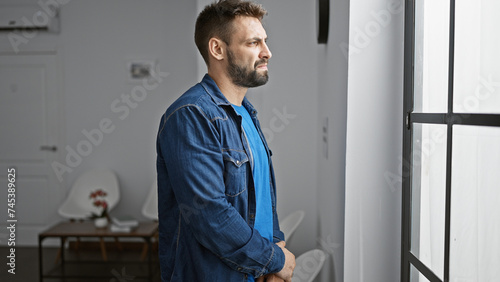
[225,16,272,88]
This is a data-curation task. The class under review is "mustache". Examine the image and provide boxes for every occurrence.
[254,59,268,68]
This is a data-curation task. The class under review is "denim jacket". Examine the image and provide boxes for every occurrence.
[156,74,285,281]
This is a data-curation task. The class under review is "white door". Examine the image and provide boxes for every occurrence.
[0,54,63,245]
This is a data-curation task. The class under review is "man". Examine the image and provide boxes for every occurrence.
[156,1,295,281]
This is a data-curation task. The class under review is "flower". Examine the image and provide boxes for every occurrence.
[89,190,107,199]
[89,189,109,219]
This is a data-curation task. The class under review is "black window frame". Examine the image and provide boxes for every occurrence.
[401,0,500,281]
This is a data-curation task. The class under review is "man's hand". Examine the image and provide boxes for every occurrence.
[266,274,286,282]
[274,241,295,282]
[256,274,285,282]
[276,241,286,248]
[256,241,293,282]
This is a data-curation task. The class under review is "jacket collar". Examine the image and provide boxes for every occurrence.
[200,73,258,116]
[200,74,232,106]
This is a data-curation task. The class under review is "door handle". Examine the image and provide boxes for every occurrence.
[40,145,57,152]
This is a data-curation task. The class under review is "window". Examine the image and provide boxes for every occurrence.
[402,0,500,281]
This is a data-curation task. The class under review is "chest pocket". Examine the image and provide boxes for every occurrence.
[222,150,250,197]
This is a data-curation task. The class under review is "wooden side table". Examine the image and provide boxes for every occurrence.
[38,221,158,281]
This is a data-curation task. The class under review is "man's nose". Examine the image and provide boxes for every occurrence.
[260,42,272,60]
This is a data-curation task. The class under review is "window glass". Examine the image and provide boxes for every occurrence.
[450,125,500,281]
[410,123,447,280]
[410,264,432,282]
[413,0,449,113]
[454,0,500,114]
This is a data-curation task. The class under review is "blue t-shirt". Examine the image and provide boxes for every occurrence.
[233,104,273,282]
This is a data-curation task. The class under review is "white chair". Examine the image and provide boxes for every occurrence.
[280,210,305,241]
[58,168,120,219]
[141,179,158,220]
[57,168,120,261]
[291,249,327,282]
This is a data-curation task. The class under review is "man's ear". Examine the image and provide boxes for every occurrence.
[208,37,226,62]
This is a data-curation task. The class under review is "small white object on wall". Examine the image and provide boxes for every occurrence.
[127,59,157,82]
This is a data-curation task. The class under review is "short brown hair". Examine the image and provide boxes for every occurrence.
[195,0,267,65]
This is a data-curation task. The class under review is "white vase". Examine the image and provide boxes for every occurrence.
[94,217,108,228]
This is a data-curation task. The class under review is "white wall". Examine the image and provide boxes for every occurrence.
[315,2,404,282]
[57,0,198,219]
[344,0,403,281]
[0,0,198,244]
[316,0,350,281]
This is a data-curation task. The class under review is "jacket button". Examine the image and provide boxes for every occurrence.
[250,214,255,219]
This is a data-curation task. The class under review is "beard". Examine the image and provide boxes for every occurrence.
[227,49,269,88]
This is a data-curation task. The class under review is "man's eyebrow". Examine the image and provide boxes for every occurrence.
[246,37,268,42]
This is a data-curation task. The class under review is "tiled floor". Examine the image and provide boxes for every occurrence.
[1,246,160,282]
